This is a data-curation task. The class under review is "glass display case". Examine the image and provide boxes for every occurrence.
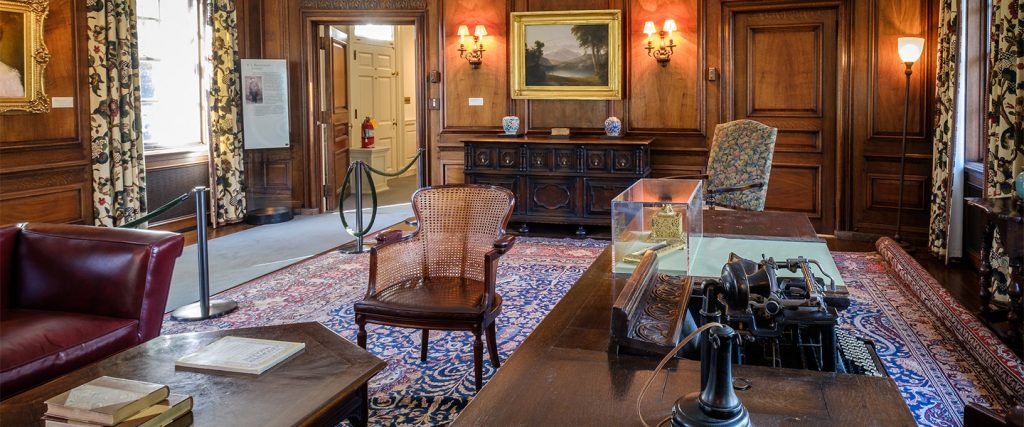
[612,179,703,274]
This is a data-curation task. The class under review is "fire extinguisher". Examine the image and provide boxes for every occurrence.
[361,117,375,148]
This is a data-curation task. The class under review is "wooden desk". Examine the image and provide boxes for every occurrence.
[453,211,916,426]
[1,323,385,427]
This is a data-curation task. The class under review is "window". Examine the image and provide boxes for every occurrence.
[354,24,394,42]
[136,0,205,152]
[963,0,991,164]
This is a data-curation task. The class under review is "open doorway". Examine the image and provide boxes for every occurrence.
[315,22,421,213]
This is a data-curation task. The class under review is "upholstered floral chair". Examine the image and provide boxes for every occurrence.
[354,184,516,391]
[672,119,778,211]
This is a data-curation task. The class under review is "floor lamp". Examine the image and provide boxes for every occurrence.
[894,37,925,248]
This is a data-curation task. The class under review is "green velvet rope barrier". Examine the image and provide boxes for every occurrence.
[118,190,193,229]
[337,149,424,238]
[338,162,379,238]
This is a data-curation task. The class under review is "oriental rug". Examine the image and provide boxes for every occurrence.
[162,238,1020,427]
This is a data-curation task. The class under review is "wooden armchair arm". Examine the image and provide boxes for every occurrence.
[374,229,406,246]
[663,173,710,180]
[706,181,765,195]
[493,234,516,255]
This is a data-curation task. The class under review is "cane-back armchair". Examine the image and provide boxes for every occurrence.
[672,119,778,211]
[354,184,516,390]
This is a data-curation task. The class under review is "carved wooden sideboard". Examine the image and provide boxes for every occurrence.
[462,136,652,235]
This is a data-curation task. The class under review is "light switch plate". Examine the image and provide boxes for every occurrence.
[468,97,484,106]
[52,97,74,108]
[429,98,440,110]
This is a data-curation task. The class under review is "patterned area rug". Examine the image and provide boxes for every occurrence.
[834,251,1015,427]
[162,237,606,425]
[162,239,1017,426]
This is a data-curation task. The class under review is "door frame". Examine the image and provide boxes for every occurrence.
[718,0,851,234]
[303,11,429,213]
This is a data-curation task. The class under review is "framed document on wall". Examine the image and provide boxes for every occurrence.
[241,59,289,149]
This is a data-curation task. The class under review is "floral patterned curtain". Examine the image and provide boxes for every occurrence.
[87,0,146,227]
[927,0,961,259]
[984,0,1022,299]
[206,0,246,224]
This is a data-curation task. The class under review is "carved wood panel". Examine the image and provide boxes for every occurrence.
[528,177,577,216]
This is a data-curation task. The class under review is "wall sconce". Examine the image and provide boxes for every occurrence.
[643,19,677,66]
[457,24,487,69]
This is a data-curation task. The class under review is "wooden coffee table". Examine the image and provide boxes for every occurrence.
[1,322,385,426]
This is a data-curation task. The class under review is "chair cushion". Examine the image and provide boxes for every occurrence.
[0,309,140,397]
[354,277,501,320]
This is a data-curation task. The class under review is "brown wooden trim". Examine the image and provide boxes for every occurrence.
[148,214,198,232]
[145,149,211,171]
[300,8,429,212]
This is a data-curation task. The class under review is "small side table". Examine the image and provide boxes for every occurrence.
[967,197,1023,343]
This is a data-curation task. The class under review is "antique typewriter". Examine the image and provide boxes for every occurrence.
[611,251,885,375]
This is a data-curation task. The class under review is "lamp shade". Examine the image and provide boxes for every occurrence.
[897,37,925,63]
[457,25,469,37]
[663,19,677,33]
[643,21,656,35]
[474,24,487,38]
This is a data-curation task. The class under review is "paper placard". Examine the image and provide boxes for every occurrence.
[241,59,290,149]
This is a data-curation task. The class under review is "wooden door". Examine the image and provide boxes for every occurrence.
[728,5,839,233]
[350,31,399,173]
[330,32,350,208]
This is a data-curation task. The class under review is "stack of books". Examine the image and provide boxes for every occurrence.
[42,377,193,427]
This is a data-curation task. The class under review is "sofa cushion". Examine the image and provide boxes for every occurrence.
[0,309,140,397]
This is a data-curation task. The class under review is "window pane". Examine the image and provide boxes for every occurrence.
[136,0,160,20]
[354,24,394,42]
[140,61,156,100]
[135,0,203,150]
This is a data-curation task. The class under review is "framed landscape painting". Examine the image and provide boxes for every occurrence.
[510,10,621,100]
[0,0,48,114]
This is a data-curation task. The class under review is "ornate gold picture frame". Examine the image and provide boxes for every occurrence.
[510,9,621,100]
[0,0,49,114]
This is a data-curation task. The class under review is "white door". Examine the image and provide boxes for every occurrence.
[349,26,399,173]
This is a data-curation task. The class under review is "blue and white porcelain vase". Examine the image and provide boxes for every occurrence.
[604,116,622,137]
[502,116,520,135]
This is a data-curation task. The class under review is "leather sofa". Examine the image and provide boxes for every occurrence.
[0,223,185,398]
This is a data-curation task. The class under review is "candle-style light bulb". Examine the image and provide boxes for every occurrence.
[457,24,469,44]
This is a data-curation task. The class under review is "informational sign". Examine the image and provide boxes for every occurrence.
[241,59,290,149]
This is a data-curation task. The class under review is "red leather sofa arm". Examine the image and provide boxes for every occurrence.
[3,223,185,341]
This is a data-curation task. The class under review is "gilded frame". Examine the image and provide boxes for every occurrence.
[510,9,621,100]
[0,0,49,114]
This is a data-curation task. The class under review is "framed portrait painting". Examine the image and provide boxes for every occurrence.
[0,0,49,114]
[510,10,621,100]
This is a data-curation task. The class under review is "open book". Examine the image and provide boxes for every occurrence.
[175,336,305,375]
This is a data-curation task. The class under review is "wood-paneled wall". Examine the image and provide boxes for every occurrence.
[435,0,937,236]
[0,0,92,225]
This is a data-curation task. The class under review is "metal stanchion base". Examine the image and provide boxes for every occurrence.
[170,299,239,321]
